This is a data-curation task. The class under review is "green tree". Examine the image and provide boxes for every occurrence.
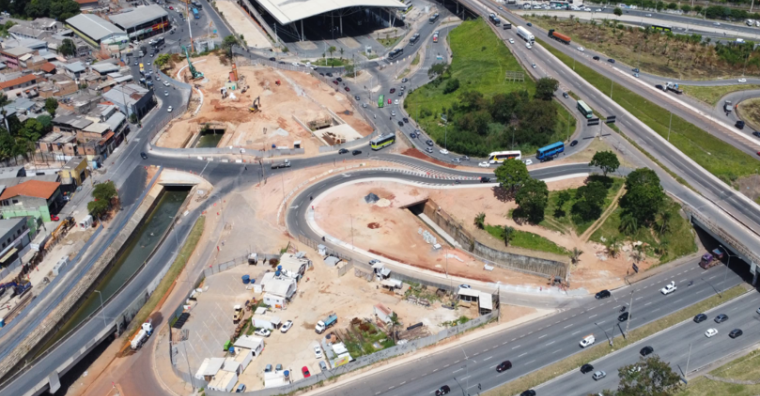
[572,181,607,222]
[495,158,530,193]
[87,199,109,220]
[680,4,691,13]
[59,38,76,57]
[614,7,623,17]
[619,168,665,227]
[589,151,620,177]
[443,78,460,94]
[667,2,677,10]
[515,178,549,223]
[221,34,238,58]
[535,77,559,101]
[328,45,336,58]
[656,208,672,235]
[92,180,118,202]
[620,213,639,234]
[694,5,703,14]
[555,190,571,217]
[154,53,171,69]
[428,62,448,78]
[503,225,515,246]
[474,212,485,229]
[615,355,681,396]
[44,98,58,116]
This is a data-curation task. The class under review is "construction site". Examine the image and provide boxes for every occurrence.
[156,55,374,155]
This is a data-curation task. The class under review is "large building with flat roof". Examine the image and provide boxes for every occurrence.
[109,5,170,41]
[65,14,128,47]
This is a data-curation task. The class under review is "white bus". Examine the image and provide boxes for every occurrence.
[488,150,522,164]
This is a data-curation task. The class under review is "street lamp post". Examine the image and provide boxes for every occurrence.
[667,111,673,141]
[624,289,635,335]
[94,290,106,328]
[719,245,733,291]
[595,322,613,346]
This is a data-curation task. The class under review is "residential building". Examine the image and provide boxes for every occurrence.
[37,132,78,158]
[59,157,90,192]
[109,5,170,41]
[8,25,48,41]
[0,180,62,222]
[0,74,40,93]
[102,83,154,119]
[0,217,34,270]
[91,62,120,76]
[3,38,48,52]
[65,14,128,47]
[38,75,77,99]
[0,47,35,69]
[31,18,62,33]
[0,167,27,181]
[63,61,86,80]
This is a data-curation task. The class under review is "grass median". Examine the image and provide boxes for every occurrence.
[681,349,760,396]
[681,84,760,106]
[537,37,759,187]
[484,285,748,396]
[122,216,206,348]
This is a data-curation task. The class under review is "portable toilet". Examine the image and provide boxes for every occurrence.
[242,275,250,284]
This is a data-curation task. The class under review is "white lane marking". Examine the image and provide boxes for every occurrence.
[597,320,605,325]
[572,330,581,335]
[518,352,528,357]
[645,302,653,306]
[400,381,406,385]
[553,349,562,354]
[512,345,521,350]
[453,368,463,373]
[484,356,493,361]
[636,297,644,301]
[546,341,556,346]
[589,314,597,319]
[539,334,547,339]
[564,324,574,329]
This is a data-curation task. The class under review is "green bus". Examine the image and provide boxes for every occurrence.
[650,24,672,32]
[378,94,385,108]
[576,100,593,119]
[370,133,396,150]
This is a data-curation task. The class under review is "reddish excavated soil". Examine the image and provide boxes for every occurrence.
[402,148,456,168]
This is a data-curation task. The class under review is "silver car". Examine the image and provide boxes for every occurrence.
[593,371,606,380]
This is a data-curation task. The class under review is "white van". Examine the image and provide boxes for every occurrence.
[526,42,532,49]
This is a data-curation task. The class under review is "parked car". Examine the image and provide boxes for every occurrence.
[302,366,311,378]
[338,148,349,154]
[314,346,323,359]
[255,329,271,337]
[352,150,362,155]
[281,320,293,333]
[51,215,60,221]
[235,384,246,393]
[319,361,328,371]
[332,80,339,85]
[336,77,342,82]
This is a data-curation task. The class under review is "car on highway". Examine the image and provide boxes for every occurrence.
[354,95,360,100]
[694,313,708,323]
[388,99,392,104]
[595,8,602,11]
[525,159,532,165]
[632,68,640,73]
[593,56,600,61]
[338,148,349,154]
[164,81,170,87]
[164,90,169,96]
[646,13,652,16]
[394,99,399,105]
[332,80,339,85]
[269,57,277,62]
[494,360,513,373]
[344,86,350,92]
[519,391,536,396]
[580,363,594,374]
[426,139,434,146]
[739,78,747,83]
[326,72,333,77]
[398,121,404,127]
[255,329,271,337]
[352,150,362,155]
[531,63,536,69]
[607,58,616,64]
[140,152,148,160]
[392,110,396,116]
[705,328,718,338]
[314,346,323,359]
[390,88,396,94]
[336,77,343,82]
[134,61,139,66]
[584,7,592,11]
[509,38,515,44]
[302,366,311,378]
[281,320,293,332]
[570,140,578,147]
[595,289,611,299]
[753,131,760,138]
[526,43,532,49]
[402,77,408,83]
[729,328,743,338]
[655,84,664,90]
[435,385,451,395]
[479,161,490,167]
[167,106,173,113]
[618,312,629,321]
[527,22,532,26]
[440,149,449,154]
[714,22,721,26]
[715,314,729,323]
[480,176,491,183]
[660,281,676,295]
[578,46,584,52]
[736,120,746,129]
[426,147,434,153]
[580,334,595,348]
[640,346,654,356]
[362,103,368,108]
[593,370,606,380]
[403,117,409,123]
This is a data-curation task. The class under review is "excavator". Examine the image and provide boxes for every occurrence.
[181,45,204,80]
[249,96,261,113]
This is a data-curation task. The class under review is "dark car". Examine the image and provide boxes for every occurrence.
[607,58,616,64]
[319,72,325,76]
[694,313,708,323]
[570,140,578,147]
[655,84,664,90]
[632,68,640,73]
[140,152,148,159]
[390,88,396,94]
[435,385,451,396]
[736,120,745,129]
[344,86,350,92]
[593,56,600,61]
[352,150,362,155]
[527,22,533,26]
[729,328,743,338]
[520,391,536,396]
[403,117,409,123]
[480,177,491,183]
[355,95,360,100]
[496,360,512,372]
[715,314,729,323]
[410,133,417,139]
[326,72,333,77]
[618,312,629,322]
[398,121,404,127]
[269,57,276,61]
[338,148,349,154]
[332,80,339,85]
[753,131,760,138]
[336,77,343,82]
[640,346,654,356]
[426,140,434,146]
[580,363,594,374]
[563,92,569,98]
[595,290,611,299]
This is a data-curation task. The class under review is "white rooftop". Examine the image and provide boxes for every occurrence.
[255,0,406,24]
[233,335,264,350]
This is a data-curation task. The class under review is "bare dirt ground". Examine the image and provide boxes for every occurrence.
[315,180,637,291]
[158,55,372,155]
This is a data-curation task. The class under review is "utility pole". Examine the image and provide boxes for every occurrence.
[625,289,635,335]
[667,111,673,141]
[685,342,693,375]
[719,245,733,292]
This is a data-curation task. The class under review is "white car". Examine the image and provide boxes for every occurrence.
[167,106,173,113]
[577,46,584,52]
[595,8,602,11]
[255,329,271,337]
[705,328,718,338]
[739,78,747,83]
[531,63,537,69]
[391,111,396,116]
[525,159,533,165]
[526,43,532,49]
[579,334,596,348]
[394,99,399,105]
[508,38,515,44]
[164,90,169,96]
[164,81,170,87]
[585,7,592,11]
[440,148,449,155]
[314,346,323,359]
[660,281,677,295]
[478,161,490,168]
[280,320,293,333]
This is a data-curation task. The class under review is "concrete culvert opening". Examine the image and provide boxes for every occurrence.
[364,193,380,204]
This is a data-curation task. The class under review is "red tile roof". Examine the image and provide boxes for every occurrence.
[0,74,38,91]
[40,62,56,73]
[0,180,60,201]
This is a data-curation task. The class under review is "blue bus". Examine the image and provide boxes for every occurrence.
[536,141,564,161]
[192,8,200,19]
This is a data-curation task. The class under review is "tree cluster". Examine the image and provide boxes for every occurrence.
[593,355,681,396]
[0,94,52,163]
[715,40,760,68]
[1,0,81,21]
[619,168,666,233]
[431,77,561,157]
[571,180,607,223]
[87,181,119,220]
[494,159,549,223]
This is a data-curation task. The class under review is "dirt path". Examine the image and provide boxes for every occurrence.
[580,184,626,242]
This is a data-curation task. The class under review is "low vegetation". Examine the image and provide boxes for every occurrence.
[738,97,760,131]
[542,175,625,235]
[681,349,760,395]
[526,15,760,80]
[680,84,760,106]
[483,223,569,255]
[538,37,760,187]
[405,19,574,157]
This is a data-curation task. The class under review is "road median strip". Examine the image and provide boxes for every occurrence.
[483,285,748,396]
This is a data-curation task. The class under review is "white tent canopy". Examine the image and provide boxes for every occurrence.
[255,0,406,24]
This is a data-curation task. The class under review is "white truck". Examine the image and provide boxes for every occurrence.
[516,26,535,43]
[579,334,595,348]
[130,321,154,350]
[724,100,733,113]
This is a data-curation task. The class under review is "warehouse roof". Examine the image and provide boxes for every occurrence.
[255,0,405,24]
[66,14,125,41]
[110,5,168,30]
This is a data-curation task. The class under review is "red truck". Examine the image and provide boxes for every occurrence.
[699,248,725,269]
[548,29,571,45]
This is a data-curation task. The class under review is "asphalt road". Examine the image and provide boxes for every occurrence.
[537,291,760,396]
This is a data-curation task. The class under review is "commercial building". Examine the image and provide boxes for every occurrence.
[0,217,34,269]
[59,157,90,191]
[65,14,128,47]
[110,5,170,41]
[277,252,310,280]
[0,180,62,222]
[102,83,154,119]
